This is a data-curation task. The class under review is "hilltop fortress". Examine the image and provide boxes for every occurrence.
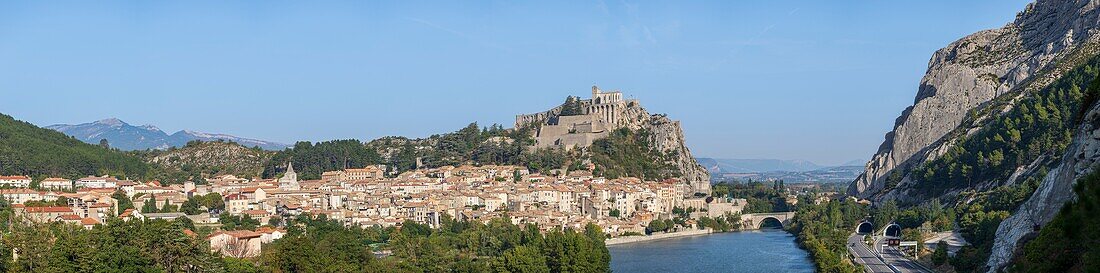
[516,86,645,149]
[516,86,711,195]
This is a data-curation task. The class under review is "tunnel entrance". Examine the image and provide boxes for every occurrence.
[857,221,873,234]
[883,224,901,237]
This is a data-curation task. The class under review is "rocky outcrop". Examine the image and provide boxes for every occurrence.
[147,141,274,178]
[851,0,1100,200]
[647,115,711,195]
[986,97,1100,271]
[517,87,711,195]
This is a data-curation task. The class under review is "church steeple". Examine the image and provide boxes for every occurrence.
[279,161,300,190]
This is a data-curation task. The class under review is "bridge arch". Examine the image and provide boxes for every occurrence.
[856,221,873,234]
[739,212,796,230]
[882,223,901,237]
[758,216,783,229]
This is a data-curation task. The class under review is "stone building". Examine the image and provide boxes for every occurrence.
[278,162,300,191]
[516,86,640,149]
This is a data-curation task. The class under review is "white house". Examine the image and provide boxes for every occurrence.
[40,177,73,190]
[0,176,32,188]
[76,176,119,189]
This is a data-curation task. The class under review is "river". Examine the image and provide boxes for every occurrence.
[608,230,815,273]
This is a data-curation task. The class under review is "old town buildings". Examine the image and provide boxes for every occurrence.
[1,164,722,257]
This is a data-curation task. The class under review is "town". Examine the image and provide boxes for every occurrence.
[0,162,781,259]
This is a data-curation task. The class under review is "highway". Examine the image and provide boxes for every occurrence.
[879,245,932,273]
[847,234,892,273]
[846,234,932,273]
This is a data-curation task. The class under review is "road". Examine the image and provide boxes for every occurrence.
[879,245,932,273]
[847,234,892,273]
[846,234,932,273]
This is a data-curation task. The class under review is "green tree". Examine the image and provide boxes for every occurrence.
[141,195,159,213]
[180,197,200,215]
[647,219,668,233]
[111,190,134,214]
[932,241,948,266]
[494,246,550,273]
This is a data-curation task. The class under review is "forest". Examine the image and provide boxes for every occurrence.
[0,113,153,181]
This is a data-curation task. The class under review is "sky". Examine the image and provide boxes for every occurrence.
[0,0,1033,166]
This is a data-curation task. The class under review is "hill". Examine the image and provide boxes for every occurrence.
[137,140,275,180]
[47,118,289,151]
[0,113,152,179]
[262,87,710,196]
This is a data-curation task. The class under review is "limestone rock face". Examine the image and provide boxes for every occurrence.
[986,102,1100,272]
[851,0,1100,199]
[647,115,711,194]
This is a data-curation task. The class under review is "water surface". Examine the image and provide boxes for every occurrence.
[609,230,814,273]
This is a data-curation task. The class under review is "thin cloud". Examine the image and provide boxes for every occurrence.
[709,5,801,71]
[407,17,514,53]
[595,0,610,15]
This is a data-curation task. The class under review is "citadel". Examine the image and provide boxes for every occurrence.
[516,85,712,195]
[516,86,640,150]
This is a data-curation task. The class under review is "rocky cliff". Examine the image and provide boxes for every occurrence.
[852,0,1100,200]
[647,114,711,194]
[848,0,1100,270]
[987,96,1100,271]
[585,97,710,194]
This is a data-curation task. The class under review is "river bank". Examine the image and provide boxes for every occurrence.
[605,228,714,245]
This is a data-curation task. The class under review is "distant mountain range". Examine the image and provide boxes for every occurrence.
[695,158,862,173]
[46,118,290,151]
[696,158,865,183]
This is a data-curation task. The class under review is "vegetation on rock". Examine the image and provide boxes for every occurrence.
[137,140,274,181]
[1009,167,1100,272]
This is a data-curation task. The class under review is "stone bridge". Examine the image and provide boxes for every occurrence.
[740,212,796,229]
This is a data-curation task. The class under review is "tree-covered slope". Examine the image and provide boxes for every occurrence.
[588,128,680,180]
[905,53,1100,198]
[262,139,385,180]
[0,113,152,179]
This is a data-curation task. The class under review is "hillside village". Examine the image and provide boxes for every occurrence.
[0,161,756,258]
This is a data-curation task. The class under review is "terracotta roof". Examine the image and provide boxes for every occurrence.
[0,188,40,194]
[224,193,247,200]
[24,206,73,213]
[80,217,99,225]
[242,210,268,216]
[208,230,262,239]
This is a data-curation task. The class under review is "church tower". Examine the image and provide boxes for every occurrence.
[591,85,599,100]
[278,162,300,190]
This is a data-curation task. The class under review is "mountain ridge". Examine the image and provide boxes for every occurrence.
[847,0,1100,271]
[47,118,290,151]
[697,157,863,173]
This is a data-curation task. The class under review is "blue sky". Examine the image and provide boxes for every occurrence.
[0,0,1032,165]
